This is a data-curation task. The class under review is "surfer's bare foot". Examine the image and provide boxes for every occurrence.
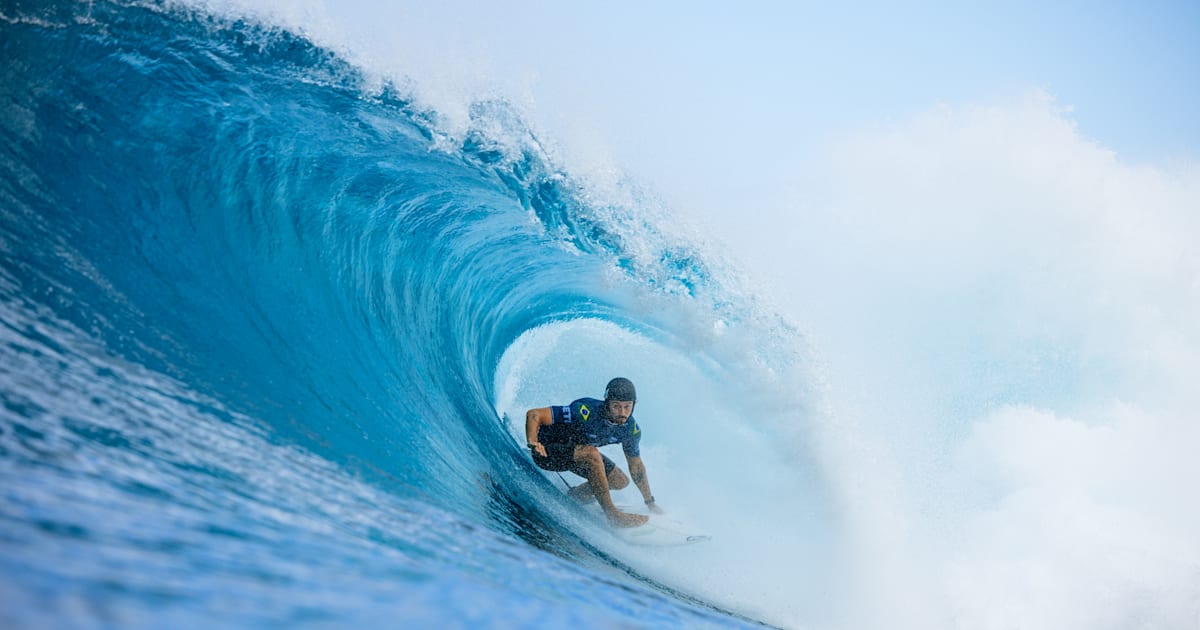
[607,511,649,528]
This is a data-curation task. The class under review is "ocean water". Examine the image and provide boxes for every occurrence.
[4,2,1198,629]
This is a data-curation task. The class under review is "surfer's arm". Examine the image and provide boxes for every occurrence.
[625,455,663,514]
[524,407,553,458]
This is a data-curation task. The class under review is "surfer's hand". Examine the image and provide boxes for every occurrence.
[647,502,665,515]
[528,442,546,458]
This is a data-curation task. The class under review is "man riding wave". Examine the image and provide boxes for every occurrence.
[525,377,662,527]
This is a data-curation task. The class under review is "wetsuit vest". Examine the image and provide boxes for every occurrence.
[538,397,642,457]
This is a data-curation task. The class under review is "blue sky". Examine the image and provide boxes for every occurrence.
[223,0,1199,162]
[401,1,1200,160]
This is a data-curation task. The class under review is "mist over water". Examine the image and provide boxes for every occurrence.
[5,0,1198,628]
[795,98,1200,629]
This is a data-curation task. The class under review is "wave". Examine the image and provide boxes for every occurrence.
[1,2,826,627]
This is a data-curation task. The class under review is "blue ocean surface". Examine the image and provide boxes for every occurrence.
[1,2,835,628]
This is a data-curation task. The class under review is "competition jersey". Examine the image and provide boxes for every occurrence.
[537,397,642,457]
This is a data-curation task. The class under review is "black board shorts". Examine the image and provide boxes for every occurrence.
[533,442,617,478]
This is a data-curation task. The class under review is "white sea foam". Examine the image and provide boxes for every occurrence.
[768,93,1200,630]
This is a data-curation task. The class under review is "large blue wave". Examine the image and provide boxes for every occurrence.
[1,2,801,627]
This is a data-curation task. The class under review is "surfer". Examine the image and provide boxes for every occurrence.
[525,377,663,528]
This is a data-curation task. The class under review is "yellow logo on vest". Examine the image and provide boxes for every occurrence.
[579,404,591,422]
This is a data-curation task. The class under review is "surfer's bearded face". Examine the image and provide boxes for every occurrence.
[605,400,633,423]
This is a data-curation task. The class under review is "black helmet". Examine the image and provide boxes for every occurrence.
[604,377,637,402]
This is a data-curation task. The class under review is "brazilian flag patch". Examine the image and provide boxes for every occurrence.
[579,404,591,422]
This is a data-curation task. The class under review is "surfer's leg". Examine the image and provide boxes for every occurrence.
[571,446,610,508]
[573,446,646,527]
[568,455,625,502]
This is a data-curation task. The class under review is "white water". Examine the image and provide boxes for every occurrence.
[494,319,842,627]
[189,1,1200,628]
[783,96,1200,630]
